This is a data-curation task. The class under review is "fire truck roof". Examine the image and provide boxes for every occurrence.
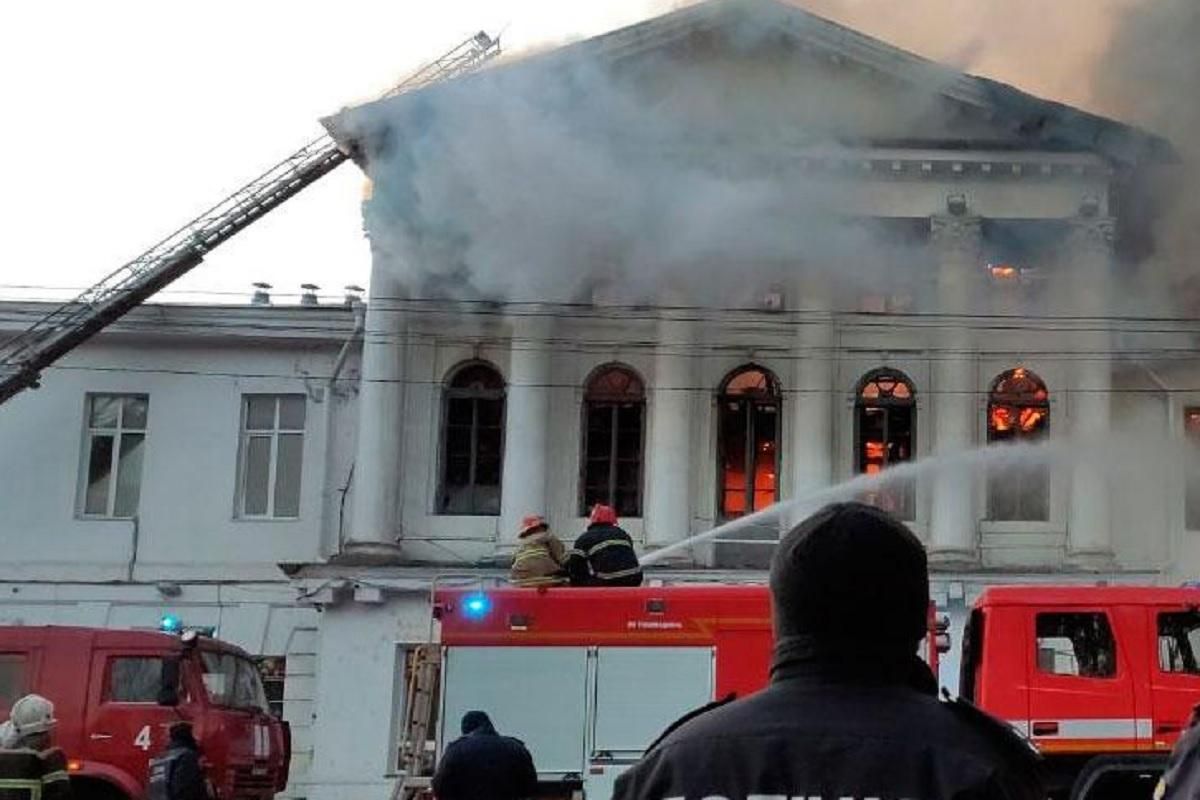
[975,585,1200,608]
[435,585,772,646]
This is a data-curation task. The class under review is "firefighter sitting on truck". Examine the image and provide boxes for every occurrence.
[566,504,643,587]
[0,694,73,800]
[509,514,568,587]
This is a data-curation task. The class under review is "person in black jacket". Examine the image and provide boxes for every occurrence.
[566,504,643,587]
[147,723,209,800]
[614,502,1045,800]
[432,711,538,800]
[1155,704,1200,799]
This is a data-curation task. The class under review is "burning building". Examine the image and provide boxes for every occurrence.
[321,0,1173,573]
[1,0,1195,797]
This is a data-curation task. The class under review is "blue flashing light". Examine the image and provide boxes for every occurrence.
[159,614,183,634]
[462,594,491,619]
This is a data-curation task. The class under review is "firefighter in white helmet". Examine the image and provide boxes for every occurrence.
[0,693,73,799]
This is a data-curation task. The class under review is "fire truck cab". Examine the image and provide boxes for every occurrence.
[962,586,1200,799]
[0,625,290,800]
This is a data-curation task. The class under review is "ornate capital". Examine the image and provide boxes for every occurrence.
[1067,216,1116,253]
[930,215,982,259]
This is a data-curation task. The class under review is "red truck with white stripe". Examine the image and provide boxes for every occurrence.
[433,584,1200,800]
[0,626,290,800]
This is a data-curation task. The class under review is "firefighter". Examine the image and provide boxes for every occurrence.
[0,694,73,800]
[147,722,209,800]
[566,504,643,587]
[431,711,538,800]
[613,502,1045,800]
[509,514,568,587]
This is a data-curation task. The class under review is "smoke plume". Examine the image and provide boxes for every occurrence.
[336,0,1185,312]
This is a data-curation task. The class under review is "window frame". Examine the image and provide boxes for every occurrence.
[853,368,917,520]
[716,364,782,520]
[78,393,150,519]
[105,655,165,705]
[579,364,646,517]
[1033,611,1119,681]
[986,368,1051,522]
[1184,407,1200,530]
[437,361,507,516]
[235,393,307,520]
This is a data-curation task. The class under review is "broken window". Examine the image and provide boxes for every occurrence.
[855,369,915,520]
[718,366,780,518]
[439,362,505,515]
[1035,612,1116,678]
[1159,612,1200,675]
[581,364,645,517]
[81,394,149,518]
[987,368,1050,521]
[1185,408,1200,530]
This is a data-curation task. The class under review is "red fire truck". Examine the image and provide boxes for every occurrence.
[0,625,290,800]
[431,584,1200,800]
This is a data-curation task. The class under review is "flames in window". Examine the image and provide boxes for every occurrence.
[855,369,915,519]
[719,366,780,518]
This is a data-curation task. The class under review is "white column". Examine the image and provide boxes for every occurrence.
[789,286,834,519]
[928,213,981,565]
[1067,215,1115,565]
[345,269,405,558]
[499,313,551,544]
[646,313,693,547]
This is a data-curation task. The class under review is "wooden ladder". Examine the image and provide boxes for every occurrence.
[389,644,441,800]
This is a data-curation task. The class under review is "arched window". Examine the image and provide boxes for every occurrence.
[855,369,916,520]
[439,362,505,515]
[580,364,645,516]
[987,367,1050,521]
[718,365,781,518]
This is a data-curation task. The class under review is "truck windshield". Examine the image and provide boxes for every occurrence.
[200,651,270,712]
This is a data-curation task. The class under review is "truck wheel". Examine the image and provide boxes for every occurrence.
[1070,755,1165,800]
[69,777,129,800]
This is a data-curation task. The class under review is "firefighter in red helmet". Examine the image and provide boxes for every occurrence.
[566,504,643,587]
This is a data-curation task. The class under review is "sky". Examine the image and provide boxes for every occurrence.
[0,0,664,305]
[0,0,1138,307]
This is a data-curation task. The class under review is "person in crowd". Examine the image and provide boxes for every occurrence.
[510,514,568,587]
[566,504,643,587]
[613,502,1045,800]
[147,722,210,800]
[432,710,538,800]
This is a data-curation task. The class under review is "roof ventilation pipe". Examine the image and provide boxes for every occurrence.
[251,282,272,306]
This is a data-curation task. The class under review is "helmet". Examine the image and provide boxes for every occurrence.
[10,694,56,737]
[589,504,618,526]
[518,514,548,538]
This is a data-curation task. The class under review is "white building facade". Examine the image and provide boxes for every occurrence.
[0,2,1193,799]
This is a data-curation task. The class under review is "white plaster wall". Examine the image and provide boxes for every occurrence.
[308,593,430,800]
[0,338,344,580]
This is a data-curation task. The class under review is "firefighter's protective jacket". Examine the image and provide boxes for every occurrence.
[0,747,72,800]
[613,655,1045,800]
[509,530,568,587]
[431,725,538,800]
[566,524,643,586]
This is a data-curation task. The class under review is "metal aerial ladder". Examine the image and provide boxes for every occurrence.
[0,31,500,406]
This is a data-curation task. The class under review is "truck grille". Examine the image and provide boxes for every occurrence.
[231,764,276,796]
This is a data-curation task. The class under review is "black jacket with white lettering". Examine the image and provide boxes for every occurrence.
[613,652,1044,800]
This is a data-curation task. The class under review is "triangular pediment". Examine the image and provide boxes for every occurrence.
[326,0,1170,168]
